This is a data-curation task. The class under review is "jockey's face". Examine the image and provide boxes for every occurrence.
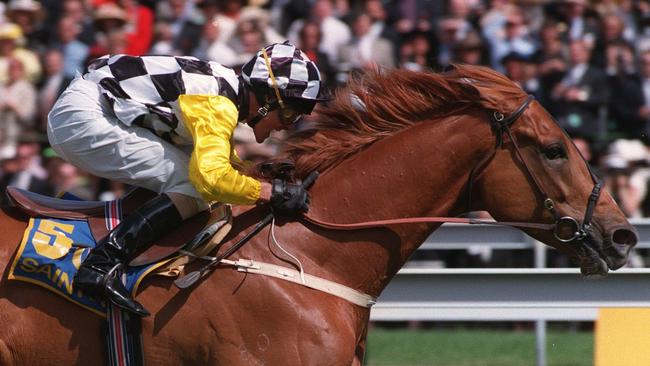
[252,110,285,143]
[246,90,297,143]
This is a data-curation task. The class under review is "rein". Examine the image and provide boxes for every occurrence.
[303,95,602,243]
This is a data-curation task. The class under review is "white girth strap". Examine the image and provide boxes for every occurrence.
[220,258,377,308]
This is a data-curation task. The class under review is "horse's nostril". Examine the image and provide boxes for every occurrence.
[612,228,638,247]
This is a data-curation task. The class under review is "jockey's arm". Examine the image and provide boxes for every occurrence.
[178,94,269,205]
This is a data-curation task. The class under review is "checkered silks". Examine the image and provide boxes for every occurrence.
[83,55,240,144]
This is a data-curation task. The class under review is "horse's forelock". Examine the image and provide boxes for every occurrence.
[281,65,527,177]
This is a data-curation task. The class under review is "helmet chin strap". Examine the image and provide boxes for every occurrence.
[244,99,279,128]
[244,47,285,129]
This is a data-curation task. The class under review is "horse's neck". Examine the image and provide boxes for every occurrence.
[304,112,494,295]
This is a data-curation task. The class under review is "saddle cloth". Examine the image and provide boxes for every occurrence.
[7,192,231,316]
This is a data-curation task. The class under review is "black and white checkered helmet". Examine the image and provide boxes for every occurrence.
[241,41,324,114]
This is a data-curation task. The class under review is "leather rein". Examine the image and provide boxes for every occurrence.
[303,95,603,243]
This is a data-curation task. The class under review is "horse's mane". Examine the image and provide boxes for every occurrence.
[279,64,528,177]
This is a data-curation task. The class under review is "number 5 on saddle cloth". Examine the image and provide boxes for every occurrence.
[6,187,232,316]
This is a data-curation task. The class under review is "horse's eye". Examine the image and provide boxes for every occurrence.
[543,144,566,160]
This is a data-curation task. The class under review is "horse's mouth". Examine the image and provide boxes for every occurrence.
[577,239,610,276]
[576,230,633,276]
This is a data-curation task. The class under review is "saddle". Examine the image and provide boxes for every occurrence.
[6,186,231,266]
[6,159,296,265]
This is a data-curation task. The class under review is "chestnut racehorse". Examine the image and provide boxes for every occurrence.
[0,65,637,365]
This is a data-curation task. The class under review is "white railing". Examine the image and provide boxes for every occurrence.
[369,219,650,366]
[370,268,650,321]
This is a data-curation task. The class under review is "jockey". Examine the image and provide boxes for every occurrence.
[46,42,324,316]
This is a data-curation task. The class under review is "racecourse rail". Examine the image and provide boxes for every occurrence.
[371,218,650,321]
[369,219,650,366]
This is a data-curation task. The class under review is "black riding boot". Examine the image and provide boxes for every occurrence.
[74,194,183,316]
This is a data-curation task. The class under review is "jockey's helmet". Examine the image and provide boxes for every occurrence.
[240,41,324,117]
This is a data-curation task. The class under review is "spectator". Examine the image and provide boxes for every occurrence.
[0,22,41,85]
[119,0,155,56]
[0,58,37,160]
[573,135,594,163]
[399,30,434,72]
[54,16,89,80]
[274,0,312,35]
[239,6,285,45]
[155,0,203,55]
[636,0,650,50]
[228,19,267,67]
[193,17,238,67]
[0,135,53,205]
[287,0,352,64]
[96,179,127,202]
[59,0,95,46]
[447,0,481,39]
[338,12,395,78]
[42,148,94,200]
[482,6,537,73]
[5,0,47,52]
[550,39,609,139]
[592,13,634,70]
[297,22,335,91]
[608,50,650,142]
[601,139,649,218]
[451,30,487,65]
[38,48,67,130]
[149,21,176,55]
[501,52,543,101]
[89,3,129,60]
[196,0,237,45]
[536,21,569,103]
[361,0,400,49]
[546,0,600,46]
[392,0,441,37]
[434,16,465,67]
[606,41,639,139]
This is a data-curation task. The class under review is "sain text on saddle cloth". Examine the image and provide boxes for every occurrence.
[7,197,233,316]
[45,42,325,316]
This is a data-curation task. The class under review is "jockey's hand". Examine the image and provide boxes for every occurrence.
[270,179,310,216]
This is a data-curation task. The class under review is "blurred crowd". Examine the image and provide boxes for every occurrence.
[2,0,650,227]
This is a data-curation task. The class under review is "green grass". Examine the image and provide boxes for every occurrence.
[365,326,593,366]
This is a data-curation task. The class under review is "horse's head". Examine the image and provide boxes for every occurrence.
[475,94,638,276]
[281,65,637,276]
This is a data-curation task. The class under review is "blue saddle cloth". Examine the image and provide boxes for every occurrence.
[8,217,165,316]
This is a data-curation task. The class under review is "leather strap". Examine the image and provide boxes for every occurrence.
[303,214,554,231]
[223,258,377,308]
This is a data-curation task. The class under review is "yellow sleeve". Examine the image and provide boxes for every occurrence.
[178,94,261,204]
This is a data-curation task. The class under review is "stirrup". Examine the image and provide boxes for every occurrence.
[101,262,124,293]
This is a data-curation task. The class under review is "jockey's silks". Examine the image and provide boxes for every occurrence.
[179,94,260,204]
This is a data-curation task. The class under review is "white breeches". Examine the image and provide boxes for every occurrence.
[46,75,206,208]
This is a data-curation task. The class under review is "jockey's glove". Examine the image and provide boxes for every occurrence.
[270,179,310,216]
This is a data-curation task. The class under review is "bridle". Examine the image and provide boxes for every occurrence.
[302,94,603,244]
[487,94,602,243]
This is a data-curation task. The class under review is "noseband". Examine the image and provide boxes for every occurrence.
[489,95,602,243]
